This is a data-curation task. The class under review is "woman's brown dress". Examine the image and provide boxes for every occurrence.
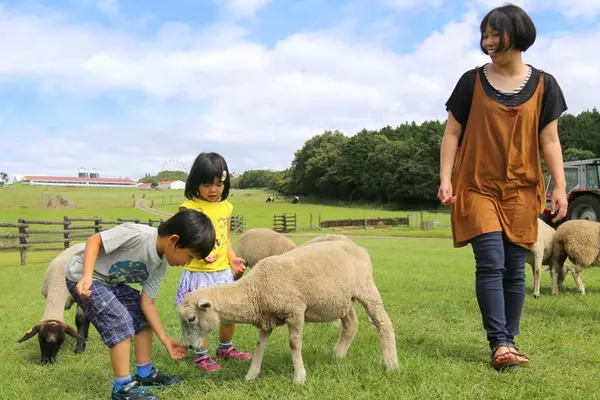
[450,70,547,251]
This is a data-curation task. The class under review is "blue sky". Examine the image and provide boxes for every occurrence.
[0,0,599,180]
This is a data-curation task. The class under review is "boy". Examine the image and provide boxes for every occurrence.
[65,209,216,400]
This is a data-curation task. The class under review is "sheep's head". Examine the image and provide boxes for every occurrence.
[17,320,84,364]
[176,297,220,351]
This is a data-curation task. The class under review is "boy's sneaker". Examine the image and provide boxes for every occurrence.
[194,354,222,372]
[134,368,181,388]
[216,346,252,361]
[112,381,159,400]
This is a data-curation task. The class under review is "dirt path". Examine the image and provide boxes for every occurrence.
[135,199,175,218]
[134,199,449,240]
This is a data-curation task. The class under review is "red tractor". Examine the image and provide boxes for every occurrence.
[541,158,600,228]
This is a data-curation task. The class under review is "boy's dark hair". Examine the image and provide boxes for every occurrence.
[157,209,216,259]
[479,3,536,54]
[184,152,231,201]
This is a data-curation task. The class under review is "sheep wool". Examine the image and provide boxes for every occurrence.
[40,242,85,320]
[177,239,398,384]
[18,243,87,364]
[302,234,356,245]
[549,219,600,295]
[235,228,297,268]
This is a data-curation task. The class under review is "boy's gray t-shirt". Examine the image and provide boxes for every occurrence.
[64,223,168,299]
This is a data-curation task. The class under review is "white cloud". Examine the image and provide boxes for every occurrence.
[216,0,273,18]
[381,0,444,8]
[96,0,120,16]
[0,5,598,179]
[474,0,600,18]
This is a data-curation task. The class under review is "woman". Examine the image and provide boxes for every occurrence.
[438,3,568,370]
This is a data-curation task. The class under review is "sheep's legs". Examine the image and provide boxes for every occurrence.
[332,306,358,360]
[551,256,567,295]
[355,280,398,370]
[74,304,90,354]
[287,318,306,384]
[244,328,272,382]
[571,268,585,295]
[532,258,542,299]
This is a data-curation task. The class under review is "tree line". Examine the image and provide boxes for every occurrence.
[237,108,600,209]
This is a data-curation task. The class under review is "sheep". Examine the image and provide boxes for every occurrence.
[176,239,398,384]
[266,196,275,203]
[549,219,600,296]
[235,228,297,269]
[18,243,88,364]
[526,217,576,299]
[301,234,376,326]
[303,234,356,245]
[291,196,300,204]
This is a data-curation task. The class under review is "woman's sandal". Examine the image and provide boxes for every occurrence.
[508,346,530,365]
[490,344,521,371]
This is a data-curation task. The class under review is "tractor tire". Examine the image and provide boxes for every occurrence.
[566,194,600,222]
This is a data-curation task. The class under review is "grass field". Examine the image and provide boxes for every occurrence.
[2,236,600,399]
[3,184,600,399]
[0,185,453,245]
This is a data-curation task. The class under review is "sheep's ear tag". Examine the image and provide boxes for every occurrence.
[25,328,33,335]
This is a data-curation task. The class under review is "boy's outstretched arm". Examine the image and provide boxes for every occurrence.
[140,292,188,360]
[76,233,103,298]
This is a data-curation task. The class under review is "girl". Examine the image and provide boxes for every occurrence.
[438,4,568,371]
[174,152,251,372]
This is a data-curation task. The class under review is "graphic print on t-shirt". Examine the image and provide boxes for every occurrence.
[106,260,150,284]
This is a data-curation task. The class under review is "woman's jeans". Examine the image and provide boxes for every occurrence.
[471,231,528,351]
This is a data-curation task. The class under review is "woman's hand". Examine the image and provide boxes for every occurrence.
[437,179,456,206]
[550,187,568,223]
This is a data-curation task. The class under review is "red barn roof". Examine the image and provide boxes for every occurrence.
[23,175,138,184]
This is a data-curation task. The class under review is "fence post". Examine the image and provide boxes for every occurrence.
[94,216,101,233]
[18,218,27,265]
[63,216,71,250]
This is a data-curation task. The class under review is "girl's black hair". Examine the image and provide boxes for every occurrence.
[479,3,536,54]
[158,208,216,259]
[184,152,231,201]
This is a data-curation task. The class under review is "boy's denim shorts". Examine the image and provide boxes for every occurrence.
[66,278,149,348]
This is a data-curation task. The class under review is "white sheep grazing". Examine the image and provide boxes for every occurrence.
[176,239,398,384]
[18,243,88,364]
[526,217,576,299]
[301,234,376,326]
[550,219,600,296]
[235,228,297,269]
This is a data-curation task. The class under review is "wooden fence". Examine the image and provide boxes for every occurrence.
[0,214,247,265]
[319,216,410,229]
[273,213,297,233]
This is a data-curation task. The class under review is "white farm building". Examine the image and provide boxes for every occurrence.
[138,180,185,190]
[21,175,139,188]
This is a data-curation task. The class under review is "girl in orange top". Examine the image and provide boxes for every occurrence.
[438,4,568,371]
[174,152,251,372]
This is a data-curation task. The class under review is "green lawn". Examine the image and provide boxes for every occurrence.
[2,236,600,399]
[0,185,453,249]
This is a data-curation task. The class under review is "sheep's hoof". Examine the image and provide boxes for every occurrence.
[533,293,540,299]
[385,359,399,369]
[293,374,306,384]
[244,371,259,382]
